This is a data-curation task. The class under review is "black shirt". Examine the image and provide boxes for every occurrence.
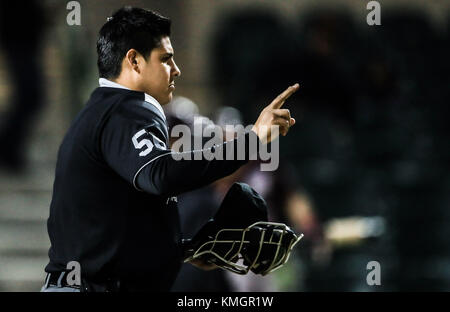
[45,87,255,291]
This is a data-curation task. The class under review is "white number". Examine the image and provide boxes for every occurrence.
[132,129,166,157]
[152,135,167,150]
[132,129,154,156]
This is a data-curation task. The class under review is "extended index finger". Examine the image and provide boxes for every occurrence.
[269,83,300,109]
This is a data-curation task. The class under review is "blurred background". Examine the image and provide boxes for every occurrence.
[0,0,449,291]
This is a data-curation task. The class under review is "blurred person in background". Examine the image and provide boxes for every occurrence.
[209,6,450,291]
[213,159,331,291]
[169,99,329,291]
[0,1,46,172]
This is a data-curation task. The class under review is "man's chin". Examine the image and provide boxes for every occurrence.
[161,93,173,105]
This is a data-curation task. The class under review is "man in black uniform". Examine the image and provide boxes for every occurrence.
[41,7,299,292]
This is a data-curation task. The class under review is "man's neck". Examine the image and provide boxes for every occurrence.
[111,76,135,90]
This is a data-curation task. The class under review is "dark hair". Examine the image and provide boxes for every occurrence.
[97,7,171,79]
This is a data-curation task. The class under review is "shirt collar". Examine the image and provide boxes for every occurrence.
[99,78,166,120]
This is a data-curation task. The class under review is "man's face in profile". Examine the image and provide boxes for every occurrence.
[139,36,181,104]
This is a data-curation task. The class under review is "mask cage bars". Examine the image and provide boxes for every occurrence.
[184,221,304,275]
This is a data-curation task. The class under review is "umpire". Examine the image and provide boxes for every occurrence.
[41,7,299,292]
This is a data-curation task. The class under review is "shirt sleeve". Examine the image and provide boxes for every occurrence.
[101,98,261,198]
[100,100,172,187]
[135,130,261,197]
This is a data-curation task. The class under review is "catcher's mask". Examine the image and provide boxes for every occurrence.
[182,183,303,275]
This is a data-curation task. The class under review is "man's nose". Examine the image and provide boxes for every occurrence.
[172,61,181,77]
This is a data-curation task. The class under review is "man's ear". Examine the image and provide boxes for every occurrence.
[125,49,142,74]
